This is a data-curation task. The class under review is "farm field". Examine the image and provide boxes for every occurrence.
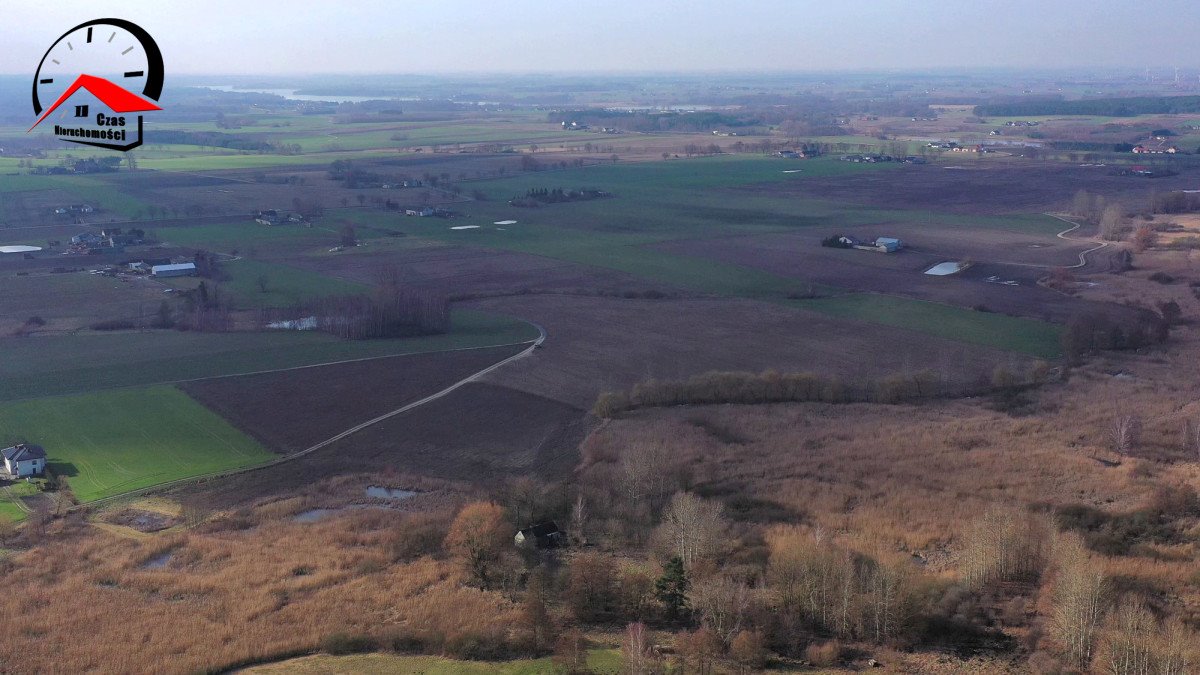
[0,386,273,503]
[793,293,1063,358]
[175,381,588,508]
[0,271,169,334]
[466,294,1030,408]
[180,344,528,453]
[778,160,1200,214]
[0,309,538,401]
[655,229,1125,328]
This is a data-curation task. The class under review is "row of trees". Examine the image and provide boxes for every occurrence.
[592,364,1052,418]
[1060,310,1171,364]
[301,286,449,340]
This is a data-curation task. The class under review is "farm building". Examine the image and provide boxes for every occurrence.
[405,207,435,217]
[875,237,904,253]
[3,444,46,478]
[515,521,565,549]
[151,263,198,278]
[1132,144,1178,155]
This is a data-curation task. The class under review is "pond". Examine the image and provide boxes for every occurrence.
[365,486,418,500]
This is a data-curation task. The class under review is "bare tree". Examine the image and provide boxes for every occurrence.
[1157,619,1198,675]
[621,622,656,675]
[1102,597,1155,675]
[1100,202,1127,241]
[961,507,1050,588]
[690,576,753,645]
[1183,417,1200,462]
[620,442,682,509]
[656,492,728,570]
[1051,534,1109,669]
[1110,414,1142,459]
[569,494,588,546]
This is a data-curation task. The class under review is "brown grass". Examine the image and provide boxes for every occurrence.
[582,317,1200,630]
[0,503,523,674]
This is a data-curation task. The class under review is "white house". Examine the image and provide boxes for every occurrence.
[3,444,46,478]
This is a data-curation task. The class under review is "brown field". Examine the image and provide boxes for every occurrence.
[761,161,1200,214]
[466,294,1028,409]
[0,270,170,334]
[180,344,526,454]
[176,382,588,509]
[290,243,655,297]
[1148,212,1200,244]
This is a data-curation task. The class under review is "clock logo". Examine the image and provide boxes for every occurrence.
[28,18,163,151]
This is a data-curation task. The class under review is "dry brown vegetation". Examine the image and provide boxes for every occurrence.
[0,500,533,674]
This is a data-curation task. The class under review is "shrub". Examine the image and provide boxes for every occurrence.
[805,640,841,667]
[90,319,136,331]
[565,553,619,622]
[321,633,376,655]
[730,630,768,669]
[1148,271,1175,284]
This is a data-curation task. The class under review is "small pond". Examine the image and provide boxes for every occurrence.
[365,486,418,500]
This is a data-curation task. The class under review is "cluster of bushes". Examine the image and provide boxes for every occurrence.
[302,286,449,340]
[592,366,1049,418]
[1060,310,1169,364]
[508,187,611,207]
[1151,190,1200,214]
[1055,485,1200,556]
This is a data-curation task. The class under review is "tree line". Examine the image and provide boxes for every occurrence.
[975,95,1200,117]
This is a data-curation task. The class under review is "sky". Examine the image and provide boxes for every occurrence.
[1,0,1198,75]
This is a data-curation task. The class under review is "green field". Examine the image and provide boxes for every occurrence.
[795,293,1063,358]
[0,386,274,502]
[0,309,538,401]
[218,258,369,307]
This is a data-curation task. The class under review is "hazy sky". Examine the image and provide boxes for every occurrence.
[2,0,1198,75]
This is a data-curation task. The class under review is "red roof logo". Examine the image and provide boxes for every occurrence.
[28,73,161,132]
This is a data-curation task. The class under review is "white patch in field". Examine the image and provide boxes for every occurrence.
[925,261,965,276]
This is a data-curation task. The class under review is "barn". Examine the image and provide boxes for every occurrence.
[151,263,198,278]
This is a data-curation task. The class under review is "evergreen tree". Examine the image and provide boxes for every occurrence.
[655,556,689,622]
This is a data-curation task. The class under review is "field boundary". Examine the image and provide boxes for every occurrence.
[0,319,541,405]
[71,323,546,511]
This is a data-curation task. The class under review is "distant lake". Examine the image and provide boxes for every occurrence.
[199,85,417,104]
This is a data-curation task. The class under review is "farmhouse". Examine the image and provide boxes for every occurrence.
[151,262,198,278]
[405,207,435,217]
[2,444,46,478]
[1132,144,1178,155]
[514,521,565,549]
